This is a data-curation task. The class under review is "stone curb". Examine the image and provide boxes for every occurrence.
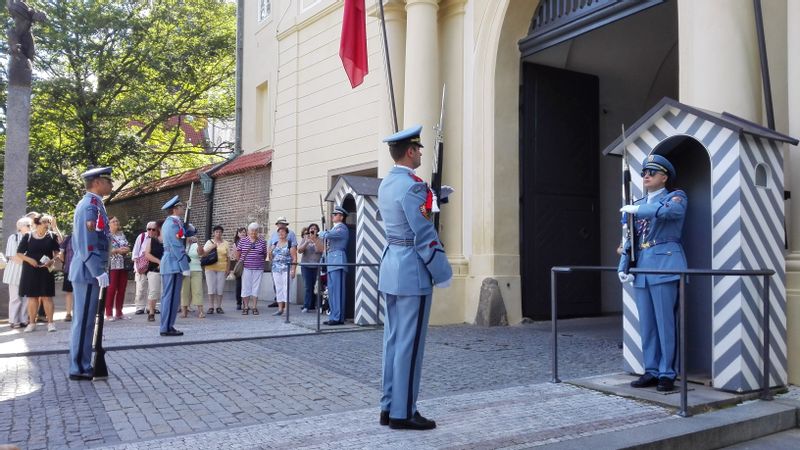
[540,398,800,450]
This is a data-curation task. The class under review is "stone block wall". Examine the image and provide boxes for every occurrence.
[209,168,270,240]
[107,185,208,238]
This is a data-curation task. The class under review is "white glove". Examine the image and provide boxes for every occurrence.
[618,272,635,284]
[96,272,110,288]
[435,278,452,289]
[182,270,191,277]
[439,185,455,201]
[620,205,639,214]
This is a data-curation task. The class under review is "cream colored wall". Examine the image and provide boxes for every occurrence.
[242,0,384,230]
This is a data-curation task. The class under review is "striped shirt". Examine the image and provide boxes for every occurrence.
[236,236,267,270]
[2,233,23,285]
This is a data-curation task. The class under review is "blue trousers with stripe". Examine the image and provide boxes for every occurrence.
[69,281,100,376]
[635,281,678,380]
[160,273,183,333]
[381,293,432,420]
[328,269,345,323]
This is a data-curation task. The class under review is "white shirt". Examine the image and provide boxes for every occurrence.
[132,232,150,259]
[647,188,666,204]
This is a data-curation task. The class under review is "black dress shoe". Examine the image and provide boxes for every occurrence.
[656,377,675,392]
[380,410,389,426]
[69,373,93,381]
[160,329,184,336]
[324,320,344,325]
[630,373,659,388]
[135,309,145,315]
[389,412,436,430]
[268,301,279,308]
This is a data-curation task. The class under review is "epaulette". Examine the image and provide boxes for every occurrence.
[409,173,424,183]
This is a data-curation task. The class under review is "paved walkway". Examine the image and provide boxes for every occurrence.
[2,292,793,449]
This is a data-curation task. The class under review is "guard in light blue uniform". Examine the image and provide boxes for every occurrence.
[159,195,195,336]
[68,166,113,380]
[618,154,687,392]
[378,125,452,430]
[319,205,349,325]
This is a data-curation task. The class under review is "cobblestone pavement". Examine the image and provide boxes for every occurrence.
[1,312,679,449]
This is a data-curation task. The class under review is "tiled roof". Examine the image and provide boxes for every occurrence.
[109,151,273,203]
[212,150,273,177]
[111,164,214,202]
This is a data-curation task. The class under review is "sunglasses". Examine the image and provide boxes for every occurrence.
[641,169,665,177]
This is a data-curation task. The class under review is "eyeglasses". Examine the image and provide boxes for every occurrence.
[147,228,156,231]
[641,169,664,177]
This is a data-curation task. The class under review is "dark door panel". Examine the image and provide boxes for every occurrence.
[520,63,600,319]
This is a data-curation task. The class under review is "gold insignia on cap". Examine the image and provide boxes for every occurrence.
[648,155,655,162]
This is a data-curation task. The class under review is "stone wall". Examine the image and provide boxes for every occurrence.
[208,167,270,238]
[106,168,270,243]
[107,184,208,238]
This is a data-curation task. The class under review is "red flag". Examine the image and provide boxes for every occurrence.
[339,0,368,88]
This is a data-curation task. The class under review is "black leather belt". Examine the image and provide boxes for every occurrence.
[386,236,414,247]
[640,239,680,250]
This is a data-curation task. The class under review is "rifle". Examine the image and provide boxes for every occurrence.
[621,124,636,272]
[184,181,194,224]
[92,286,109,379]
[319,194,328,264]
[431,85,446,231]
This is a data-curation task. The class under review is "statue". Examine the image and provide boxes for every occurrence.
[2,0,46,255]
[7,0,47,84]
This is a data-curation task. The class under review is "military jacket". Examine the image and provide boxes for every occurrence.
[160,215,190,274]
[320,222,348,272]
[618,189,688,287]
[378,166,452,295]
[69,192,110,283]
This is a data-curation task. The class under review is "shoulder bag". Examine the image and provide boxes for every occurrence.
[134,233,150,274]
[233,242,256,277]
[201,240,219,266]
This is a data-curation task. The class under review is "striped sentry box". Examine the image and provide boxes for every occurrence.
[604,97,798,392]
[327,176,386,325]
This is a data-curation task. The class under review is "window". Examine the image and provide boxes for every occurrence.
[258,0,271,22]
[302,0,321,11]
[256,81,271,145]
[755,163,768,188]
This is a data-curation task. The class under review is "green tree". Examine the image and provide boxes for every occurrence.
[23,0,236,229]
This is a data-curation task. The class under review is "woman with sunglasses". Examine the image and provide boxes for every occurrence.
[618,154,687,393]
[297,223,323,312]
[17,213,62,332]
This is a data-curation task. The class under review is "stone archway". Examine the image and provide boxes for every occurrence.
[465,0,538,324]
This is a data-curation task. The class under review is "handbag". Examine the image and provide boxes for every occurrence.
[233,259,244,277]
[233,242,255,277]
[134,233,149,274]
[201,248,218,266]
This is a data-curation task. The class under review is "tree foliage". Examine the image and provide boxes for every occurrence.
[12,0,236,229]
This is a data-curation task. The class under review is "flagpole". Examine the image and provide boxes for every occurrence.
[377,0,399,132]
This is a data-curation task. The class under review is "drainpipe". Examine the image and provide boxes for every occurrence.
[235,0,244,156]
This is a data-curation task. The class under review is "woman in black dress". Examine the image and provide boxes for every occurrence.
[17,213,61,332]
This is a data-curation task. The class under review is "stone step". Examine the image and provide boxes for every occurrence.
[542,398,799,450]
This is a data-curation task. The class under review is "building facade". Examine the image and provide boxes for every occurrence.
[242,0,800,382]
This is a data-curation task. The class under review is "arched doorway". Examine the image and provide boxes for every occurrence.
[653,136,713,379]
[517,0,678,319]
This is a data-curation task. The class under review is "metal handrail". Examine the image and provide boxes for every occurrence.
[287,262,380,331]
[550,265,775,418]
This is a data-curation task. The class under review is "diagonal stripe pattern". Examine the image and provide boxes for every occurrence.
[621,107,787,392]
[334,181,386,326]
